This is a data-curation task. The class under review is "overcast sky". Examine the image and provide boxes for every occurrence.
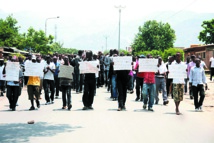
[0,0,214,51]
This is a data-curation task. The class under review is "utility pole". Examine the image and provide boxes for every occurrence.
[115,5,125,51]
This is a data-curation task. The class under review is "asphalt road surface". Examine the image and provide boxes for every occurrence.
[0,83,214,143]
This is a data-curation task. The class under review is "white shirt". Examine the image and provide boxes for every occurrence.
[172,61,186,84]
[210,57,214,68]
[189,66,206,86]
[43,62,55,80]
[156,64,167,77]
[95,59,99,78]
[0,65,5,80]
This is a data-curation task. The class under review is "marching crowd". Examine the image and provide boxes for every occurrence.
[0,49,211,115]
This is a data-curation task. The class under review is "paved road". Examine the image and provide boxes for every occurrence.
[0,85,214,143]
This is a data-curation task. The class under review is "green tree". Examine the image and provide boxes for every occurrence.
[51,42,78,54]
[198,19,214,44]
[20,27,54,54]
[0,15,21,47]
[132,20,176,52]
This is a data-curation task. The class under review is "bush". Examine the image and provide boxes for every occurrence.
[162,48,184,62]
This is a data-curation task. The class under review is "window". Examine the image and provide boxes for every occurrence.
[202,52,206,58]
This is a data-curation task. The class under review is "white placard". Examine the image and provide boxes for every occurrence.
[24,62,44,77]
[168,64,187,79]
[211,59,214,68]
[58,65,74,79]
[138,59,158,72]
[79,61,99,74]
[6,62,19,81]
[112,56,132,70]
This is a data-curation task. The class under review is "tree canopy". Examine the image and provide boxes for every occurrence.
[131,20,176,52]
[0,15,78,55]
[198,19,214,44]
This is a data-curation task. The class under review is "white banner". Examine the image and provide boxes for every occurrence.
[58,65,74,79]
[113,56,132,70]
[168,64,187,79]
[79,61,99,74]
[138,59,158,72]
[6,62,19,81]
[24,62,44,77]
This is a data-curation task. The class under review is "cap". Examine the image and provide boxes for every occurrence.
[53,56,57,59]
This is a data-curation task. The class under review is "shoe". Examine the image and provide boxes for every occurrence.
[199,106,203,111]
[122,106,126,110]
[130,90,134,94]
[29,106,35,110]
[163,100,169,105]
[76,92,79,94]
[55,96,59,99]
[82,106,88,110]
[143,104,147,109]
[79,91,82,93]
[155,99,159,104]
[51,101,54,104]
[195,108,199,112]
[36,100,40,108]
[135,97,140,101]
[12,108,16,111]
[148,107,154,111]
[45,102,50,105]
[140,98,143,101]
[190,95,194,99]
[117,108,122,111]
[113,98,117,101]
[0,92,3,96]
[62,106,66,109]
[68,105,72,110]
[88,106,94,110]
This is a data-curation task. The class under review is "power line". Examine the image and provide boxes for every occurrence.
[164,0,198,21]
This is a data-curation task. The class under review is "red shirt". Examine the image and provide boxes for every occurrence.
[142,72,155,84]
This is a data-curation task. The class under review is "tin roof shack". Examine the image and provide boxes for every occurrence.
[184,44,214,69]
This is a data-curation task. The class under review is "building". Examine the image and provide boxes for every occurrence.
[183,44,214,68]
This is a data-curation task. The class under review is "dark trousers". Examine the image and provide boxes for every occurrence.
[54,76,59,96]
[0,80,5,92]
[74,71,80,92]
[61,86,72,107]
[6,85,20,109]
[104,70,109,86]
[184,78,189,93]
[136,77,144,99]
[79,74,83,92]
[166,78,173,97]
[43,79,55,102]
[210,68,214,81]
[192,85,205,109]
[98,70,104,86]
[117,79,128,108]
[82,78,96,107]
[72,73,75,90]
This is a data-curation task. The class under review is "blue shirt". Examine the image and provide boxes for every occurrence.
[189,66,206,86]
[54,62,60,76]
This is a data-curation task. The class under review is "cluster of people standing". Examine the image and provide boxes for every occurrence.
[0,49,209,115]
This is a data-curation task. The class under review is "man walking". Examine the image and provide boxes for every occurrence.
[43,56,55,105]
[189,58,207,111]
